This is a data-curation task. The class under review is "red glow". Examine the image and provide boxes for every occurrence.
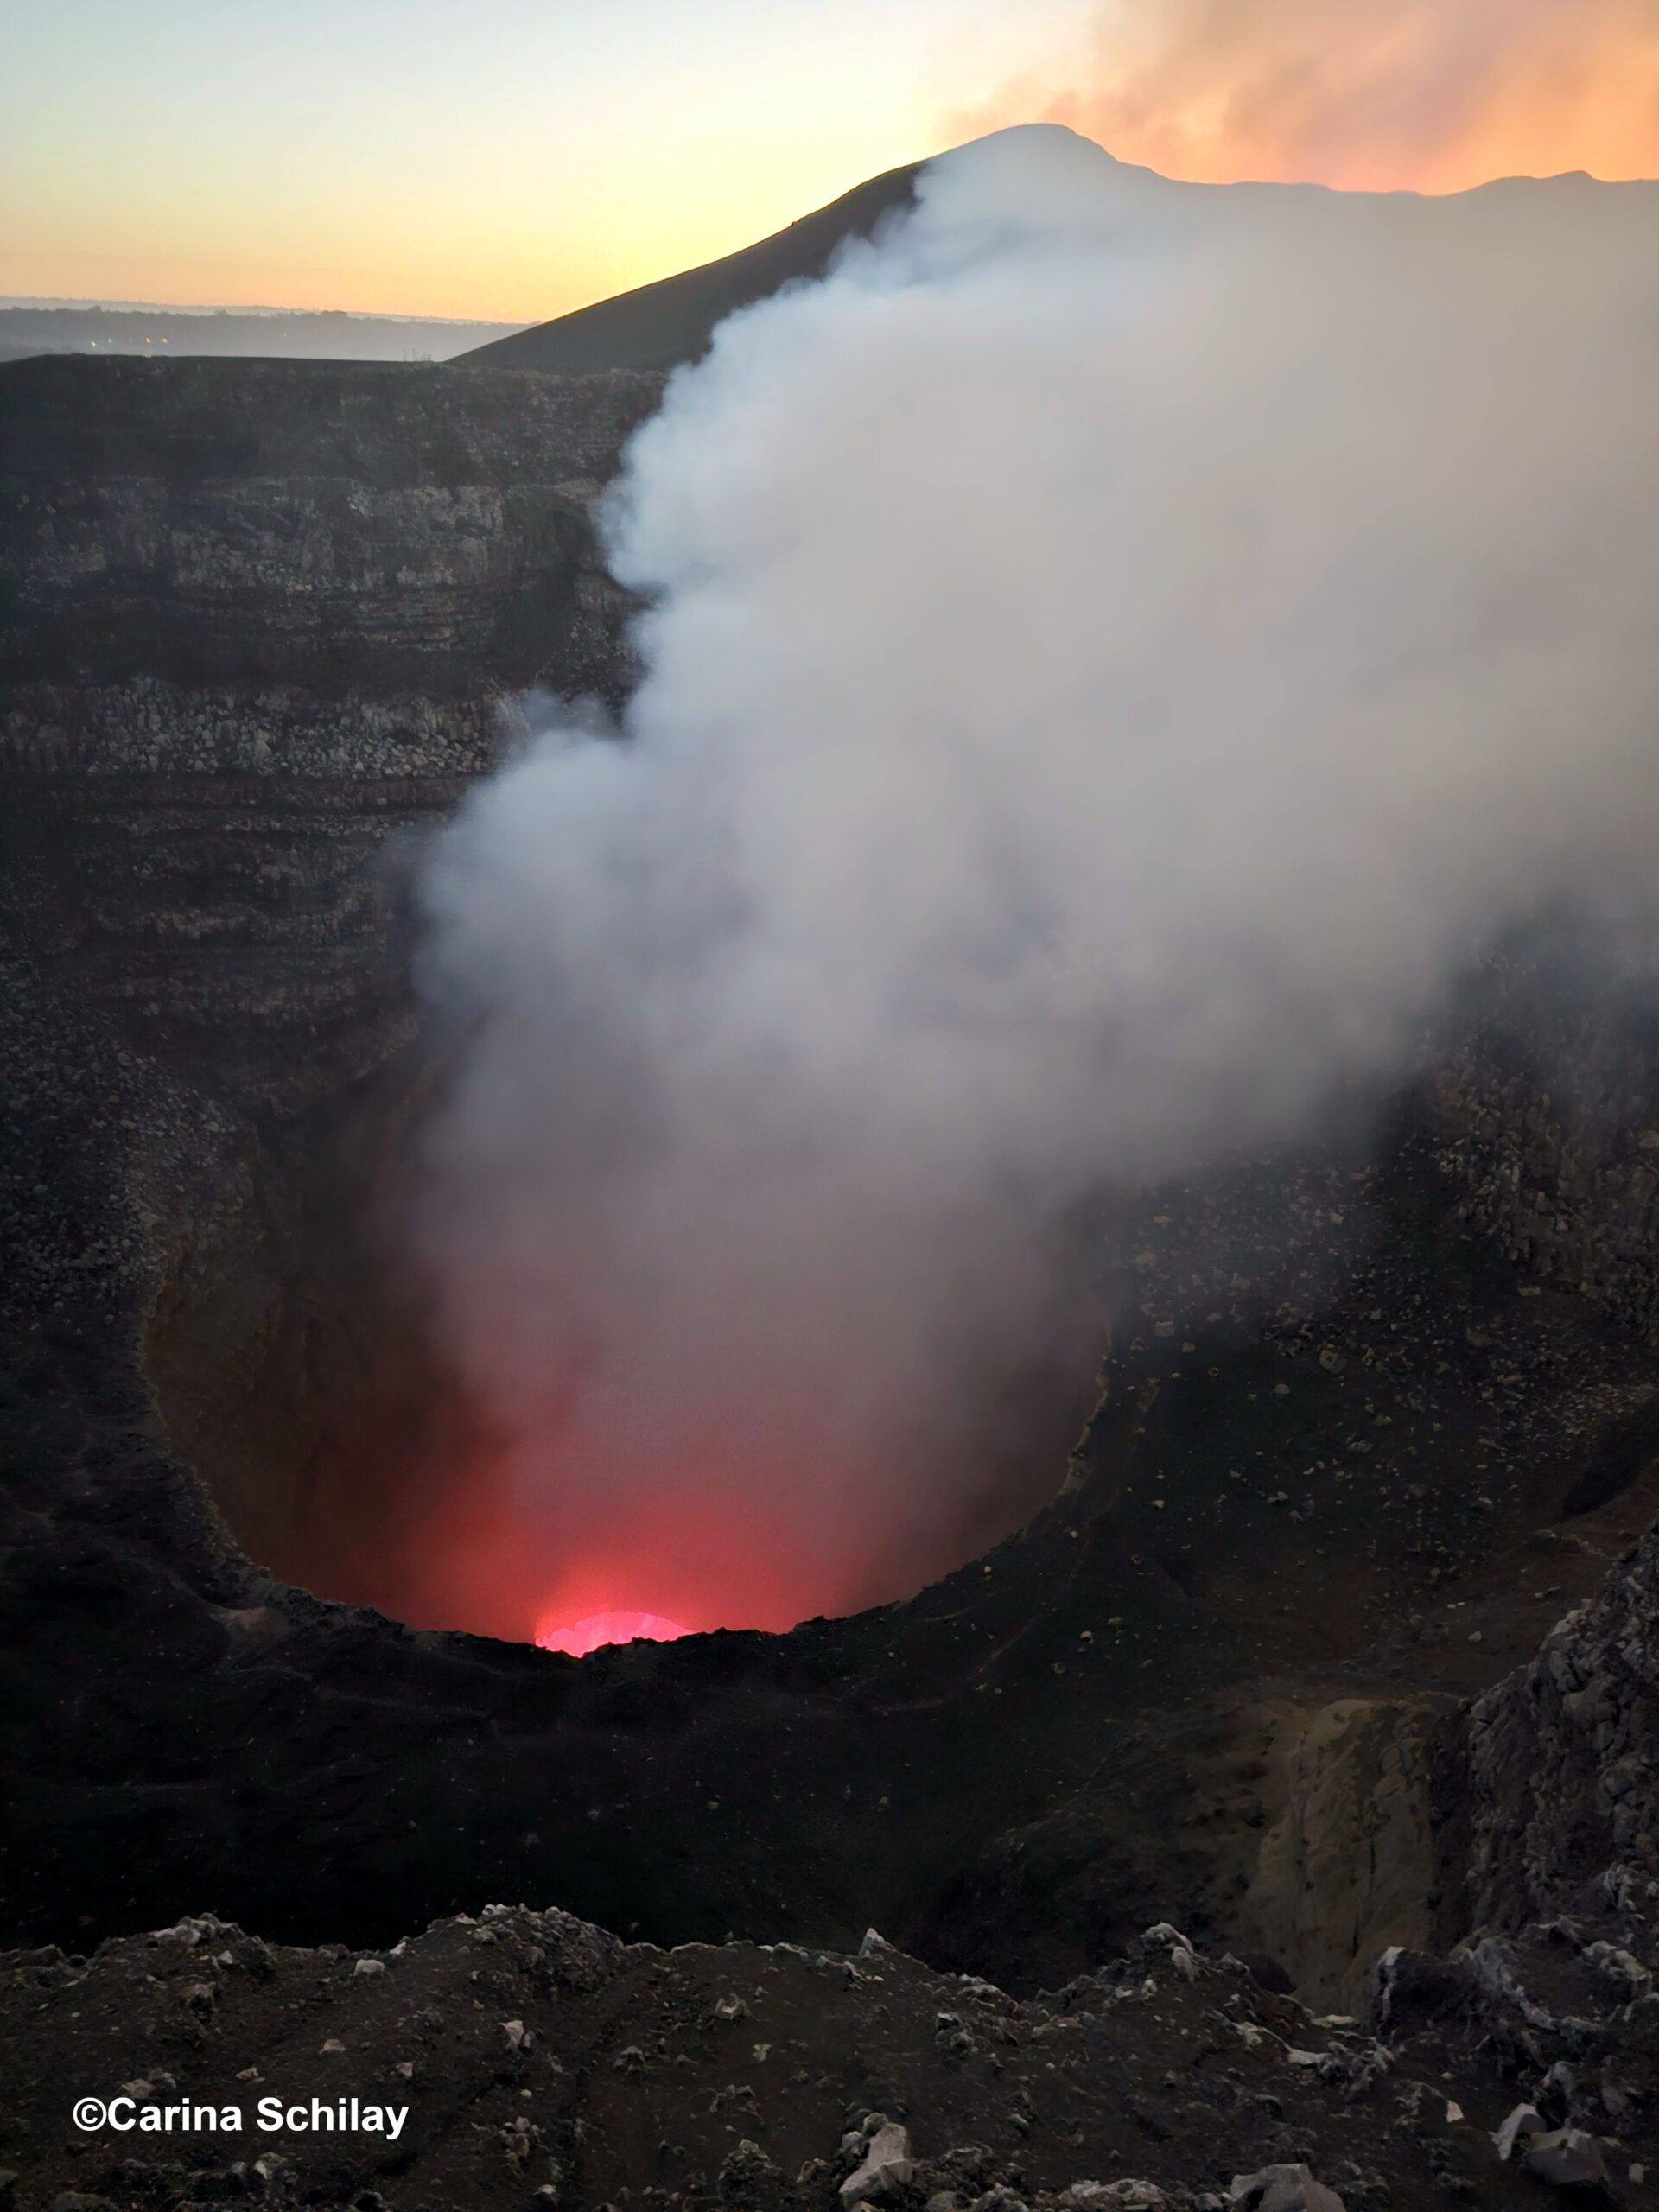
[264,1344,1077,1651]
[285,1408,874,1649]
[535,1608,690,1656]
[271,1388,1067,1651]
[265,1294,1075,1647]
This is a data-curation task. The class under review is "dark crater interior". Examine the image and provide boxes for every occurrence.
[141,1048,476,1624]
[10,350,1659,2212]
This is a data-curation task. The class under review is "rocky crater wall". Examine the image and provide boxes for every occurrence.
[7,353,1659,2026]
[1,357,662,1576]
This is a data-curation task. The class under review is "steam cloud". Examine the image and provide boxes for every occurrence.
[416,127,1659,1636]
[955,0,1659,193]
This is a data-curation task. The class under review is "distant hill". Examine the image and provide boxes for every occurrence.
[0,304,528,365]
[461,158,923,375]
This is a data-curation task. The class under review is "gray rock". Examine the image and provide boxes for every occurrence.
[1493,2102,1545,2160]
[1522,2128,1611,2189]
[841,2120,916,2204]
[719,2139,781,2194]
[1230,2165,1347,2212]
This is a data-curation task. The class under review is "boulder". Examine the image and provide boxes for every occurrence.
[842,2121,916,2205]
[1230,2165,1346,2212]
[1522,2129,1611,2189]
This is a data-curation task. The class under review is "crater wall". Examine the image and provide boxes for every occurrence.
[1,358,662,1580]
[7,355,1659,2011]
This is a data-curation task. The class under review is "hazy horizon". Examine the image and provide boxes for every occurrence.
[5,0,1657,326]
[0,299,529,365]
[1,295,521,322]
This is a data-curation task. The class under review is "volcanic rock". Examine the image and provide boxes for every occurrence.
[9,352,1659,2209]
[1492,2103,1545,2159]
[1522,2128,1610,2189]
[841,2118,915,2203]
[1229,2166,1345,2212]
[4,1911,1647,2211]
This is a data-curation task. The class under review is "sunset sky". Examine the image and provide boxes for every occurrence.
[4,0,1657,323]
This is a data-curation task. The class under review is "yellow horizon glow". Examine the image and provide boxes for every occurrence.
[1,0,1028,324]
[0,131,950,324]
[3,0,1656,325]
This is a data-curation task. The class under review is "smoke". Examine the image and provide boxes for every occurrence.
[415,126,1659,1639]
[950,0,1659,194]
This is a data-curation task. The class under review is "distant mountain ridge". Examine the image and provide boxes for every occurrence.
[461,157,923,375]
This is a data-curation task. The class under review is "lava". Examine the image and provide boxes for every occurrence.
[535,1609,690,1656]
[280,1397,866,1648]
[276,1381,1071,1651]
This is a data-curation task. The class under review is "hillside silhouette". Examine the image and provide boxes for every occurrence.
[462,158,921,372]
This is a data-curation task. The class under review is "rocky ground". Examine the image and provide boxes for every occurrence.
[6,1894,1659,2212]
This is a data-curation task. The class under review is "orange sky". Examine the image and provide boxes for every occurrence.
[3,0,1656,321]
[957,0,1659,196]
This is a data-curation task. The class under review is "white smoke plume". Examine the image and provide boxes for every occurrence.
[415,126,1659,1637]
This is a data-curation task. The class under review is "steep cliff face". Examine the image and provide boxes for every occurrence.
[1462,1518,1659,1929]
[1,356,662,1567]
[2,355,660,1184]
[6,353,1659,2037]
[3,354,658,707]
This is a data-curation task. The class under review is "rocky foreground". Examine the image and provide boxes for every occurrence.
[5,1885,1658,2212]
[13,1491,1659,2209]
